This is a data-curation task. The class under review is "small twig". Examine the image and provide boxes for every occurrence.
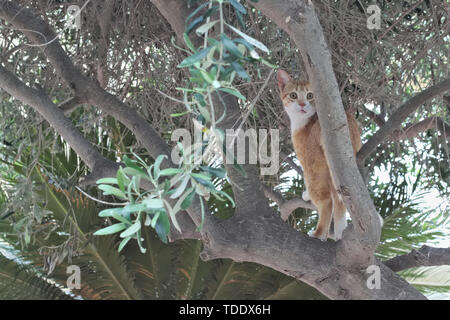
[75,186,127,206]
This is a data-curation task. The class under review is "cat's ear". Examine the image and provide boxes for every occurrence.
[277,69,291,92]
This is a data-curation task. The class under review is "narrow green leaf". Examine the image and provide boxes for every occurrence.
[215,190,236,207]
[218,87,246,101]
[178,46,214,68]
[197,104,211,123]
[98,184,127,200]
[117,168,126,192]
[200,165,226,179]
[155,212,170,243]
[122,167,151,181]
[221,34,244,58]
[120,220,142,238]
[96,177,118,185]
[163,199,181,232]
[171,111,191,117]
[159,168,184,176]
[261,58,278,69]
[112,213,132,225]
[192,176,217,190]
[173,187,195,215]
[170,175,191,199]
[196,20,219,35]
[183,32,196,52]
[226,23,269,53]
[196,197,205,232]
[118,237,132,252]
[143,198,164,209]
[94,223,127,236]
[122,203,148,213]
[99,208,124,217]
[236,10,245,29]
[136,230,147,254]
[190,172,212,181]
[151,211,161,228]
[186,1,210,22]
[186,16,204,35]
[133,175,141,193]
[229,0,247,14]
[181,188,196,210]
[231,61,250,81]
[153,154,167,179]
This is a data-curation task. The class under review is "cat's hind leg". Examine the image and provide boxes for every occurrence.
[309,195,333,241]
[331,195,347,241]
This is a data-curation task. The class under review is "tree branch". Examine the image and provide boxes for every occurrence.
[357,78,450,164]
[247,0,381,258]
[58,96,85,115]
[280,151,304,176]
[150,0,202,46]
[384,245,450,273]
[263,185,316,221]
[0,64,119,179]
[93,0,115,88]
[390,116,450,141]
[0,0,220,238]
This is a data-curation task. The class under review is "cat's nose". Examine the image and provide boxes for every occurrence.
[299,102,306,107]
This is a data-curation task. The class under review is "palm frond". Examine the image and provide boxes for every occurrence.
[0,249,73,300]
[400,266,450,295]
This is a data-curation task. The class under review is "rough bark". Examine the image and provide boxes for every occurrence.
[246,0,381,263]
[384,245,450,272]
[0,64,118,178]
[390,117,450,141]
[263,185,316,221]
[357,78,450,165]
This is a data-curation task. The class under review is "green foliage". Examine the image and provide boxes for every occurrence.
[0,254,73,300]
[177,0,274,130]
[0,146,324,300]
[400,266,450,295]
[94,150,233,251]
[94,0,275,252]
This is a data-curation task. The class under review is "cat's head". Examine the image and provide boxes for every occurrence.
[277,70,316,129]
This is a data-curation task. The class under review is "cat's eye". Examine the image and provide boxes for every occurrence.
[306,92,314,100]
[289,92,298,100]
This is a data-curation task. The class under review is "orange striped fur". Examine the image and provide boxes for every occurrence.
[277,70,362,241]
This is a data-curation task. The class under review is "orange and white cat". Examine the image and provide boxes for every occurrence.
[277,70,362,241]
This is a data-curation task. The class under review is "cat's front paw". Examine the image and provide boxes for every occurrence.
[309,230,327,242]
[302,190,311,201]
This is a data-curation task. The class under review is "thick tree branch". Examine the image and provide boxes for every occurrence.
[211,91,274,218]
[0,64,119,179]
[150,0,202,47]
[364,107,386,127]
[58,96,85,115]
[357,78,450,164]
[201,212,425,300]
[247,0,381,259]
[390,116,450,141]
[0,0,220,238]
[384,245,450,273]
[0,1,171,169]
